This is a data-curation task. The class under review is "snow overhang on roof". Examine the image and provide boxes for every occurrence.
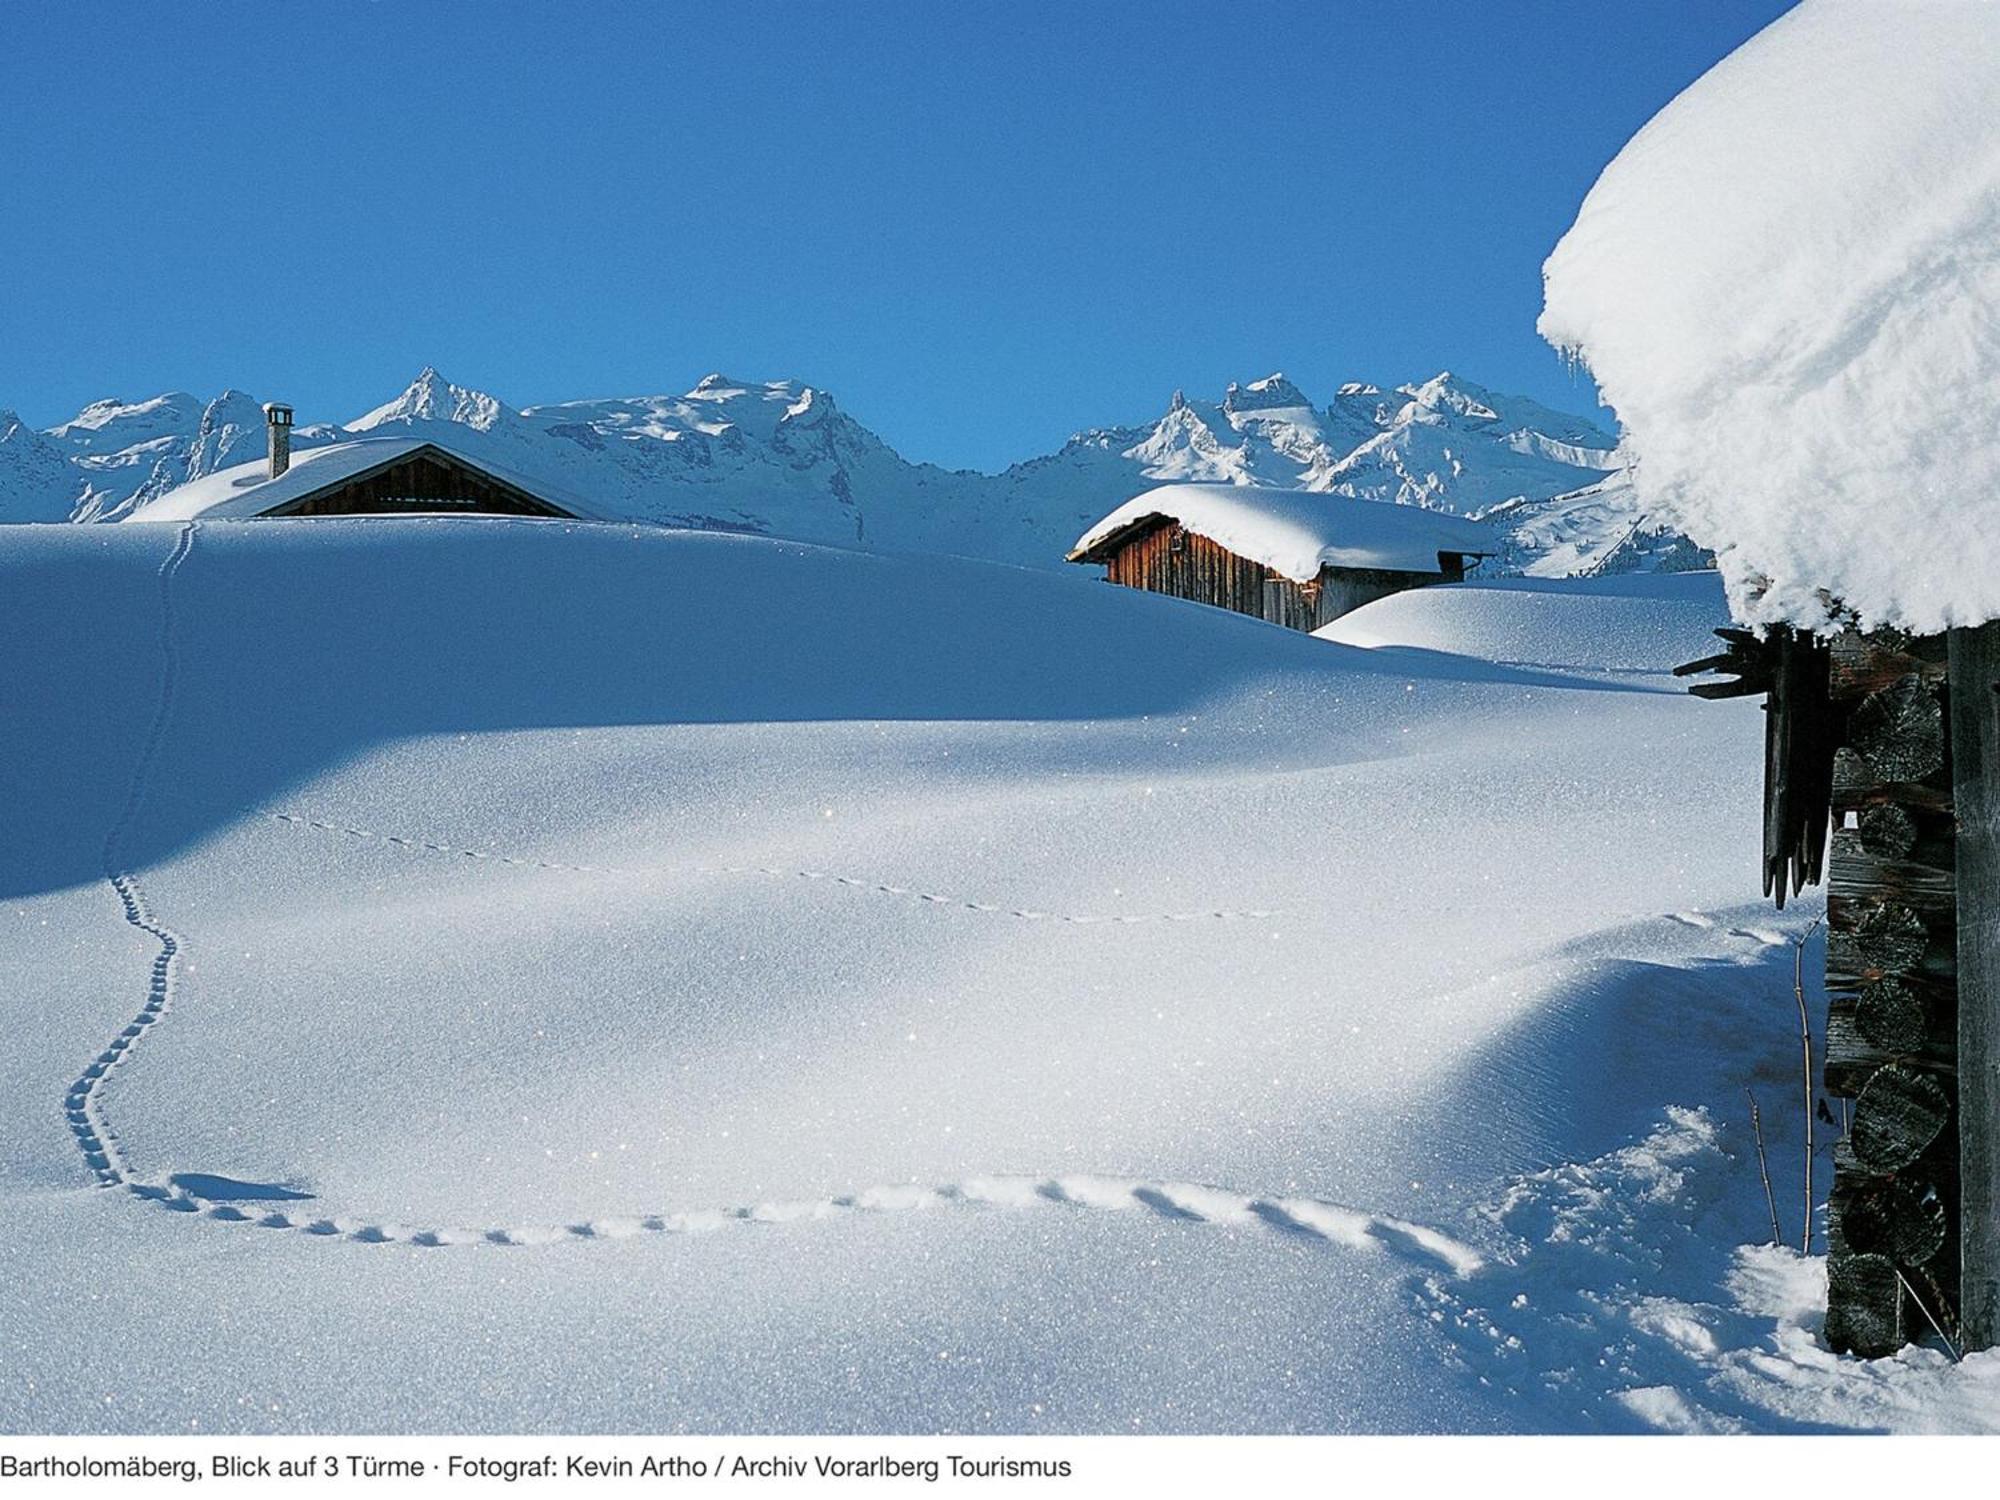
[1067,483,1493,583]
[1539,0,2000,636]
[119,438,600,523]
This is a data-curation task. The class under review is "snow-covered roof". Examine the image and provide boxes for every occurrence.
[120,437,598,523]
[1068,483,1492,582]
[1540,0,2000,636]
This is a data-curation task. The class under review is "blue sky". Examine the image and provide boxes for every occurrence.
[1,2,1792,470]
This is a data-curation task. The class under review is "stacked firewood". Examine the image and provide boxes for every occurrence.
[1820,631,1958,1356]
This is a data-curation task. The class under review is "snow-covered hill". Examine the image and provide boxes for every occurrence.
[8,516,1984,1432]
[4,366,1664,572]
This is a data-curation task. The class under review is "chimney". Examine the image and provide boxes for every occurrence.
[265,402,293,479]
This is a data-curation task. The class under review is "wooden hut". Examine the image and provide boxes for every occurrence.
[1067,483,1492,632]
[124,407,586,523]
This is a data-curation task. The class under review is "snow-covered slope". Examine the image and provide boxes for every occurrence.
[6,517,1989,1432]
[1479,470,1714,579]
[15,366,1632,571]
[0,411,77,522]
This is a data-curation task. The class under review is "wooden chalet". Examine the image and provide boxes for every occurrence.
[123,404,586,523]
[1067,483,1492,632]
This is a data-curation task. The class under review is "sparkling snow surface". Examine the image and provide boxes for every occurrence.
[3,520,1993,1433]
[1541,0,2000,634]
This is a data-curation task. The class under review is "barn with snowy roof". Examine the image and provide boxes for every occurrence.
[1067,483,1492,632]
[123,404,588,523]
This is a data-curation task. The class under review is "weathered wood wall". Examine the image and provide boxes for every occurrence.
[1104,523,1301,622]
[1822,629,1959,1356]
[1100,522,1455,632]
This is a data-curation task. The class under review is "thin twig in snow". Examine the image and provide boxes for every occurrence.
[1745,1088,1782,1247]
[1793,918,1823,1255]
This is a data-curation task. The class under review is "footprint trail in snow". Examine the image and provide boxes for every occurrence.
[68,523,1481,1286]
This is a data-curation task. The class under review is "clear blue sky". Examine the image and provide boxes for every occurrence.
[1,2,1793,470]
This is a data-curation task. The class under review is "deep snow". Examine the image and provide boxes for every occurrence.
[2,519,1991,1433]
[1541,0,2000,634]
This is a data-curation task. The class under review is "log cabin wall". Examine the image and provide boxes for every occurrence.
[1100,521,1452,632]
[1103,523,1288,621]
[1821,629,1959,1356]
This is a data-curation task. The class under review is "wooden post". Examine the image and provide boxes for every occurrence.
[1950,620,2000,1350]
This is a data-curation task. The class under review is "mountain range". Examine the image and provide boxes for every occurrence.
[0,366,1677,575]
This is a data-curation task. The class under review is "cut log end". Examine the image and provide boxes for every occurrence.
[1825,1251,1905,1358]
[1849,1064,1952,1174]
[1857,803,1918,861]
[1832,1175,1948,1267]
[1850,674,1945,783]
[1853,977,1930,1057]
[1828,902,1930,983]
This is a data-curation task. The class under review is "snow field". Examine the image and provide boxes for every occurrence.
[7,518,1984,1431]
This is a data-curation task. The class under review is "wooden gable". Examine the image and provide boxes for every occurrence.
[258,445,577,519]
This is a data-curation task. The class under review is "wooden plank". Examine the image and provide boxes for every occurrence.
[1951,619,2000,1349]
[1826,832,1956,918]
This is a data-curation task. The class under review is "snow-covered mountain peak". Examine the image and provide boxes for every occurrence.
[1397,371,1501,424]
[1120,393,1253,485]
[5,363,1649,574]
[687,372,798,403]
[351,367,513,433]
[184,391,275,471]
[1390,371,1616,455]
[47,392,204,452]
[1223,373,1312,415]
[779,383,843,425]
[666,375,851,435]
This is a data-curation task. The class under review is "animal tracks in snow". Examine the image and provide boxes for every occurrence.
[67,524,1481,1288]
[268,812,1281,926]
[66,521,198,1190]
[115,1170,1485,1279]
